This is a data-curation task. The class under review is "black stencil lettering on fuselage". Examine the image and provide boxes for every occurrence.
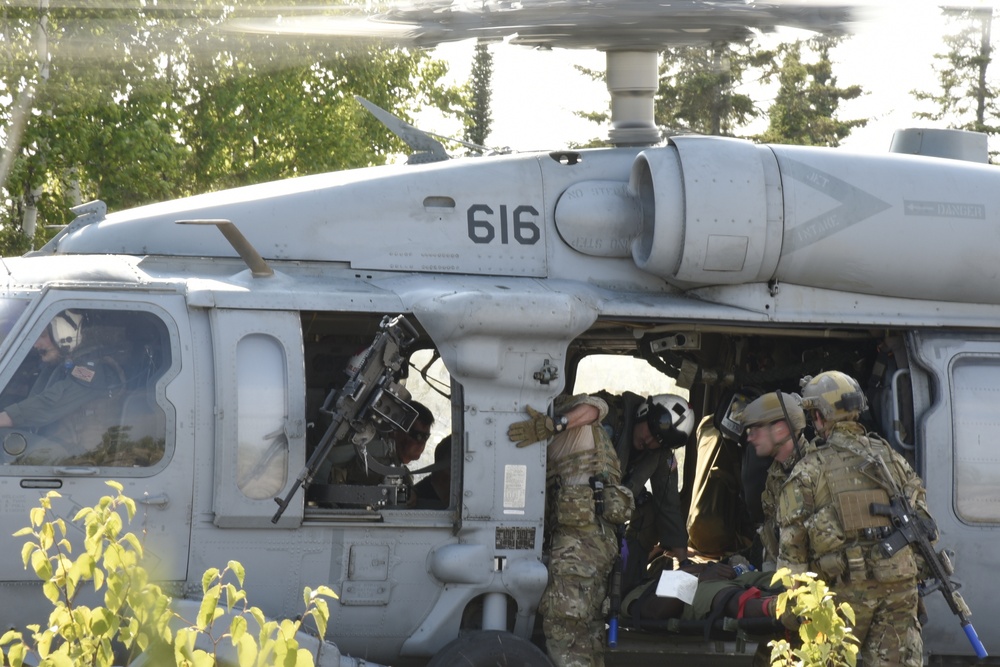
[781,157,892,254]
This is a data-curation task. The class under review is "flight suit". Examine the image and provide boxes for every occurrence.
[777,421,930,666]
[541,394,633,667]
[6,347,125,464]
[597,391,687,584]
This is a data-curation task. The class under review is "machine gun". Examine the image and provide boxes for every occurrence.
[866,455,988,659]
[272,314,420,522]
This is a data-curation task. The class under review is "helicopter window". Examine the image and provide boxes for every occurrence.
[0,298,30,350]
[235,334,289,499]
[0,308,170,468]
[951,357,1000,524]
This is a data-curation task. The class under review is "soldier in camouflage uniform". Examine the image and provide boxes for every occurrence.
[738,391,812,568]
[509,395,634,667]
[777,370,932,666]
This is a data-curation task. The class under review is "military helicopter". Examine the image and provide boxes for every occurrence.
[0,1,997,665]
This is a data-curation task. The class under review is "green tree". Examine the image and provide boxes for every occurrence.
[656,41,775,137]
[462,40,494,150]
[912,7,999,148]
[0,1,460,255]
[756,37,865,147]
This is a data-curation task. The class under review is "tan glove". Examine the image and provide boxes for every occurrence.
[507,405,557,447]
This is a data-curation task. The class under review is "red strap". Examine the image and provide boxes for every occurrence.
[737,587,762,619]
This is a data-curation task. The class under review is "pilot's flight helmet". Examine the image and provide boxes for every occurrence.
[637,394,695,448]
[739,392,806,434]
[800,370,867,424]
[48,309,84,355]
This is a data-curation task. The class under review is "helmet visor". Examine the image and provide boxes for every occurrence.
[646,400,691,449]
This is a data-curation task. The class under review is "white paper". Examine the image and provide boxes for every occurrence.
[654,570,699,605]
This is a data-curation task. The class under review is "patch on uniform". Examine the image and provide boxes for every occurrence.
[71,365,96,382]
[836,488,891,532]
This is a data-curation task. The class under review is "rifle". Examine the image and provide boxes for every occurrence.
[272,314,419,523]
[867,454,987,659]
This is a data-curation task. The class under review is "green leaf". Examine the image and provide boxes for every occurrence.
[20,542,34,568]
[312,585,338,600]
[7,642,26,667]
[230,614,247,644]
[202,568,220,593]
[229,560,246,586]
[30,549,53,581]
[225,583,239,612]
[197,591,221,630]
[235,633,258,667]
[294,647,316,667]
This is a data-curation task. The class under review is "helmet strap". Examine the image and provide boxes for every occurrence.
[774,391,802,462]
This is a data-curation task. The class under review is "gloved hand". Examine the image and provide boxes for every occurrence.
[507,405,556,447]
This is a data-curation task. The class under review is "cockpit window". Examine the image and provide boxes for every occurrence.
[0,308,170,468]
[0,298,31,349]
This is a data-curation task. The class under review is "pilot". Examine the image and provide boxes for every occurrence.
[737,391,812,570]
[594,391,694,590]
[508,394,634,667]
[777,370,932,667]
[0,310,124,464]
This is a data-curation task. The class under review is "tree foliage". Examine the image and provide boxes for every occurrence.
[0,482,338,666]
[755,37,865,147]
[912,7,999,149]
[768,568,860,667]
[0,1,460,254]
[462,40,493,150]
[575,35,866,147]
[656,41,775,137]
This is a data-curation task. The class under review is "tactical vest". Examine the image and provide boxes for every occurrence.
[809,423,918,584]
[547,420,632,529]
[547,422,623,487]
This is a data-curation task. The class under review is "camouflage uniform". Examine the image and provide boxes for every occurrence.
[777,421,931,666]
[541,394,633,667]
[758,438,812,565]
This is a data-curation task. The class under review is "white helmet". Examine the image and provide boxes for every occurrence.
[48,310,84,354]
[637,393,695,449]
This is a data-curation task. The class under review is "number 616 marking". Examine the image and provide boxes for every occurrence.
[467,204,541,245]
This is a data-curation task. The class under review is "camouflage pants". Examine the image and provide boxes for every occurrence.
[540,522,618,667]
[834,578,923,667]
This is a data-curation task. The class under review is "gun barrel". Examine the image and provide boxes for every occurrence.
[963,621,988,659]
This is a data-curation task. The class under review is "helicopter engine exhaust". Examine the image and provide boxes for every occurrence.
[627,135,1000,305]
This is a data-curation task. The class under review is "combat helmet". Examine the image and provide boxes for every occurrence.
[800,370,867,424]
[740,391,806,434]
[637,394,695,448]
